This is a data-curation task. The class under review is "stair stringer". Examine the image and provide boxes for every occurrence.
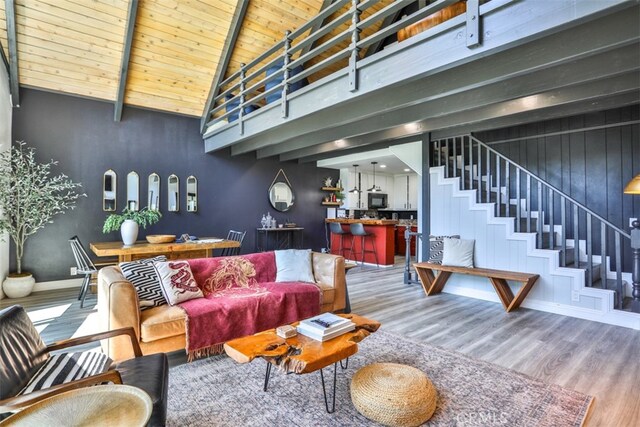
[429,166,640,330]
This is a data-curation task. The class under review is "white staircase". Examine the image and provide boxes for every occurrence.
[429,135,639,330]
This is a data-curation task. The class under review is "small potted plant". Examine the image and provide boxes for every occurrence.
[0,142,84,298]
[103,207,162,245]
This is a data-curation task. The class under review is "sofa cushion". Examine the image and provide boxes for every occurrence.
[119,256,168,309]
[442,238,475,268]
[275,249,315,283]
[155,261,203,305]
[140,305,187,343]
[314,282,336,306]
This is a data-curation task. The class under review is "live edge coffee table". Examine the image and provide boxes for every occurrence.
[224,314,380,413]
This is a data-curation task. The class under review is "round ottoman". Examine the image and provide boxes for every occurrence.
[350,363,437,427]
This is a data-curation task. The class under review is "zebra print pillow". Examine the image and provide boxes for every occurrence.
[428,235,460,264]
[20,351,112,394]
[119,256,168,310]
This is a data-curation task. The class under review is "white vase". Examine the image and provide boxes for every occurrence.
[121,220,139,246]
[3,273,36,298]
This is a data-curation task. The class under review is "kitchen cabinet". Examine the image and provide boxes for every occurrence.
[395,225,418,255]
[408,174,418,210]
[393,174,419,210]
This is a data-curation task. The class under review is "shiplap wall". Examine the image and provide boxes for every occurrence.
[0,65,10,298]
[478,105,640,271]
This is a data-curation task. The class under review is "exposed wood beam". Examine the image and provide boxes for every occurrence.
[0,40,9,76]
[364,9,402,58]
[114,0,139,122]
[260,44,639,159]
[200,0,250,133]
[4,0,19,106]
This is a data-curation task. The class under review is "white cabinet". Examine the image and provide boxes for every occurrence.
[393,174,419,210]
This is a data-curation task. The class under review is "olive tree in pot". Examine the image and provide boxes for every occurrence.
[0,142,84,298]
[103,208,162,245]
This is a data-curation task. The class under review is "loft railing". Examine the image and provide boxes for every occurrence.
[432,134,632,309]
[203,0,478,133]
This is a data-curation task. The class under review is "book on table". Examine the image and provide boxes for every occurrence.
[297,313,355,341]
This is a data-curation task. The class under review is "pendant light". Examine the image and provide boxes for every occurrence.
[349,164,360,194]
[367,161,383,192]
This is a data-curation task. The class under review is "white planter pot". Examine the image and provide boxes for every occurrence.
[3,273,36,298]
[121,220,139,246]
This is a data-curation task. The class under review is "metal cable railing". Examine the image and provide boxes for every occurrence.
[432,134,631,309]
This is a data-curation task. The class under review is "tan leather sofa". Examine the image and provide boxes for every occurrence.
[98,252,346,361]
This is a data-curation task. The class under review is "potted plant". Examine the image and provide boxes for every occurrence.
[0,142,84,298]
[103,207,162,245]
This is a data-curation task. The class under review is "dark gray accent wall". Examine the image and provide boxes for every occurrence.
[11,89,335,282]
[477,105,640,270]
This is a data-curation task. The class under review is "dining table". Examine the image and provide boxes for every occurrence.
[90,237,240,263]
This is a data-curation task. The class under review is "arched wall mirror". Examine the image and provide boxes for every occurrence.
[148,173,160,211]
[168,174,180,212]
[186,176,197,212]
[103,169,117,212]
[126,171,139,211]
[268,169,294,212]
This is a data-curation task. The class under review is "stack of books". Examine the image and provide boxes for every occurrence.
[296,313,355,342]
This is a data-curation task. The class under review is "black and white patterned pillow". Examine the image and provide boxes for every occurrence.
[428,235,460,264]
[120,256,168,309]
[20,351,112,394]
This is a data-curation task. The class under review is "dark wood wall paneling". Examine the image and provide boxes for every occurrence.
[11,89,334,282]
[478,105,640,271]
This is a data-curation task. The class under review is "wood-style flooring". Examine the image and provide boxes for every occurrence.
[2,259,639,426]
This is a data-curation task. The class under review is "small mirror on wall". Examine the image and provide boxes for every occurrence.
[126,171,139,211]
[148,173,160,211]
[186,176,197,212]
[168,174,179,212]
[268,169,294,212]
[103,169,117,212]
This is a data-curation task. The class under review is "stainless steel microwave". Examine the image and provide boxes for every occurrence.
[368,193,388,209]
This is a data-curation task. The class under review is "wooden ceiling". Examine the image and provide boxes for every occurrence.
[0,0,393,119]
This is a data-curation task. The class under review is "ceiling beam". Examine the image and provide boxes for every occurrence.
[279,73,639,161]
[199,0,250,133]
[4,0,19,106]
[364,9,402,58]
[298,134,424,163]
[114,0,139,122]
[260,44,639,159]
[0,40,9,76]
[301,0,335,57]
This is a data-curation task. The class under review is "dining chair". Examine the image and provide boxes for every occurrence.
[221,230,246,257]
[68,236,98,308]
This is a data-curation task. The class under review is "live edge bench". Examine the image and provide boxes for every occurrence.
[413,263,540,312]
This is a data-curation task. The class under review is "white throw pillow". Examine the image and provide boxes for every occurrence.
[154,260,203,305]
[442,238,475,268]
[274,249,316,283]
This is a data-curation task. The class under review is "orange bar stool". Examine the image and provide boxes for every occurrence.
[348,223,379,268]
[329,222,351,257]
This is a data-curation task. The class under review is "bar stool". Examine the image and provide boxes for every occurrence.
[348,223,379,268]
[329,222,351,257]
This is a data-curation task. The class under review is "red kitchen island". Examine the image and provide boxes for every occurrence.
[326,219,398,266]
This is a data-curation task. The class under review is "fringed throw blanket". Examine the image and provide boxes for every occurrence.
[180,253,320,361]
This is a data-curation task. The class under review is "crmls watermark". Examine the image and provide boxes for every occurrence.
[455,410,510,426]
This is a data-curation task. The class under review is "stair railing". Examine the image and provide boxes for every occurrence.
[403,225,423,285]
[432,134,631,309]
[203,0,484,133]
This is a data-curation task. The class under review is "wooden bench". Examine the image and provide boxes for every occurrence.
[413,263,540,312]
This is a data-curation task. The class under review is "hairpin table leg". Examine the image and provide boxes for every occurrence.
[320,362,338,413]
[340,357,349,370]
[263,362,272,392]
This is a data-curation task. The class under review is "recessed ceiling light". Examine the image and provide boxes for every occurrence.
[379,164,386,168]
[404,168,411,172]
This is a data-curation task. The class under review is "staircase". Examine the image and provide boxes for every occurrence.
[431,135,635,315]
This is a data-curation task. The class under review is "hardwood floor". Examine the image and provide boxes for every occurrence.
[2,260,639,426]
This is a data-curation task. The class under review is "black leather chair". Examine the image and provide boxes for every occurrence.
[0,305,169,426]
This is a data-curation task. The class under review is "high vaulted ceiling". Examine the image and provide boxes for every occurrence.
[0,0,392,118]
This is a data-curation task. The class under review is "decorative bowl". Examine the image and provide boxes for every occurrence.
[146,235,176,244]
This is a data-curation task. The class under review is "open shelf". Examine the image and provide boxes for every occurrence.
[321,187,343,191]
[322,201,342,206]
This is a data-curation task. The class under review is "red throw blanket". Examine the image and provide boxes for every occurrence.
[181,253,320,361]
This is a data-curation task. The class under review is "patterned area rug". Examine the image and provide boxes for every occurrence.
[167,331,593,426]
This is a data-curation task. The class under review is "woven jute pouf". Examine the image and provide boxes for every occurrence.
[350,363,437,427]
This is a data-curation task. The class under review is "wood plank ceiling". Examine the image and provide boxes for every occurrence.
[0,0,390,118]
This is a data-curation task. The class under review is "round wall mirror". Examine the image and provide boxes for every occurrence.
[269,182,294,212]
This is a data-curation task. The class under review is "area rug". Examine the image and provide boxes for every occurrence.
[167,331,593,426]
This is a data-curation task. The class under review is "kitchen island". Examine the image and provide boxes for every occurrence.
[325,219,398,266]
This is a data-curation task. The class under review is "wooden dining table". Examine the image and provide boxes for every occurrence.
[90,238,241,263]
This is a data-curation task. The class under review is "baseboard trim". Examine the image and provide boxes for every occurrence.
[34,278,83,293]
[443,285,640,330]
